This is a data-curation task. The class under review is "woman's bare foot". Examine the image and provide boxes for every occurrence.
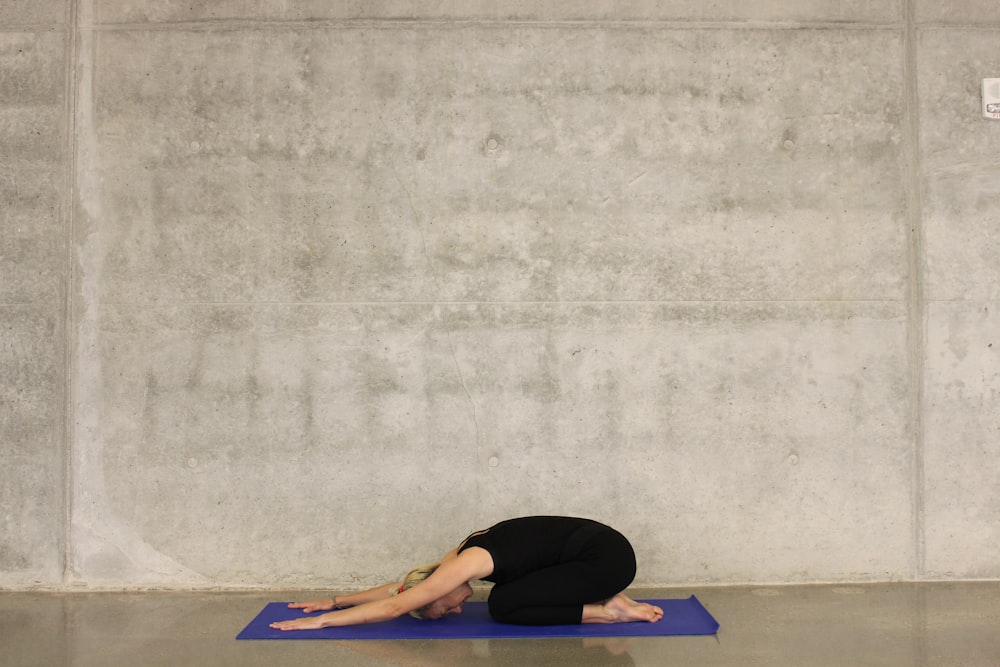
[583,593,664,624]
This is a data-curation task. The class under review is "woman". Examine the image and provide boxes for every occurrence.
[270,516,664,630]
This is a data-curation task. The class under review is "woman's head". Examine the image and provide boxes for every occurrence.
[391,563,473,619]
[422,582,473,619]
[392,562,440,619]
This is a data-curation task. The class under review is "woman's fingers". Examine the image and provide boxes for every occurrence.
[287,598,332,613]
[269,617,323,631]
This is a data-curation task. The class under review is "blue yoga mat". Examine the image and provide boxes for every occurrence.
[237,596,719,640]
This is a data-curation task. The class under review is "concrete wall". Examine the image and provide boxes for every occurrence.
[1,0,998,590]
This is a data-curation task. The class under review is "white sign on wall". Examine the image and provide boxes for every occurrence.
[984,78,1000,119]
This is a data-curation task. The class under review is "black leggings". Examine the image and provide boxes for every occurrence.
[486,526,637,625]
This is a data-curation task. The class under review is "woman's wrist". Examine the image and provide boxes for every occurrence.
[331,596,339,609]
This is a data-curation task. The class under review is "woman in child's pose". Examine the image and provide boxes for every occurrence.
[271,515,664,630]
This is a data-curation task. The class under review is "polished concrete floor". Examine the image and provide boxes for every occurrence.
[2,583,998,666]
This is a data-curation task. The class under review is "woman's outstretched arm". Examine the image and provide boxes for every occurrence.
[270,548,493,631]
[286,582,402,613]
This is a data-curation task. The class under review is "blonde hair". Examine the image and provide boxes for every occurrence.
[390,562,440,619]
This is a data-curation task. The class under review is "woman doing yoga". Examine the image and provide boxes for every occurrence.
[270,516,663,630]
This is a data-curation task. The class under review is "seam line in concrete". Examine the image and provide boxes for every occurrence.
[61,0,80,588]
[902,0,927,581]
[85,299,910,307]
[76,19,907,32]
[0,25,67,33]
[12,18,1000,33]
[14,16,1000,31]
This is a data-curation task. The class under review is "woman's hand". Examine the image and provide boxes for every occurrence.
[269,614,331,631]
[286,598,336,613]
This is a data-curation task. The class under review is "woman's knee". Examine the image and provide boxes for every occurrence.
[594,529,637,591]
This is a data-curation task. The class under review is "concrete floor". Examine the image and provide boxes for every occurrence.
[2,583,998,666]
